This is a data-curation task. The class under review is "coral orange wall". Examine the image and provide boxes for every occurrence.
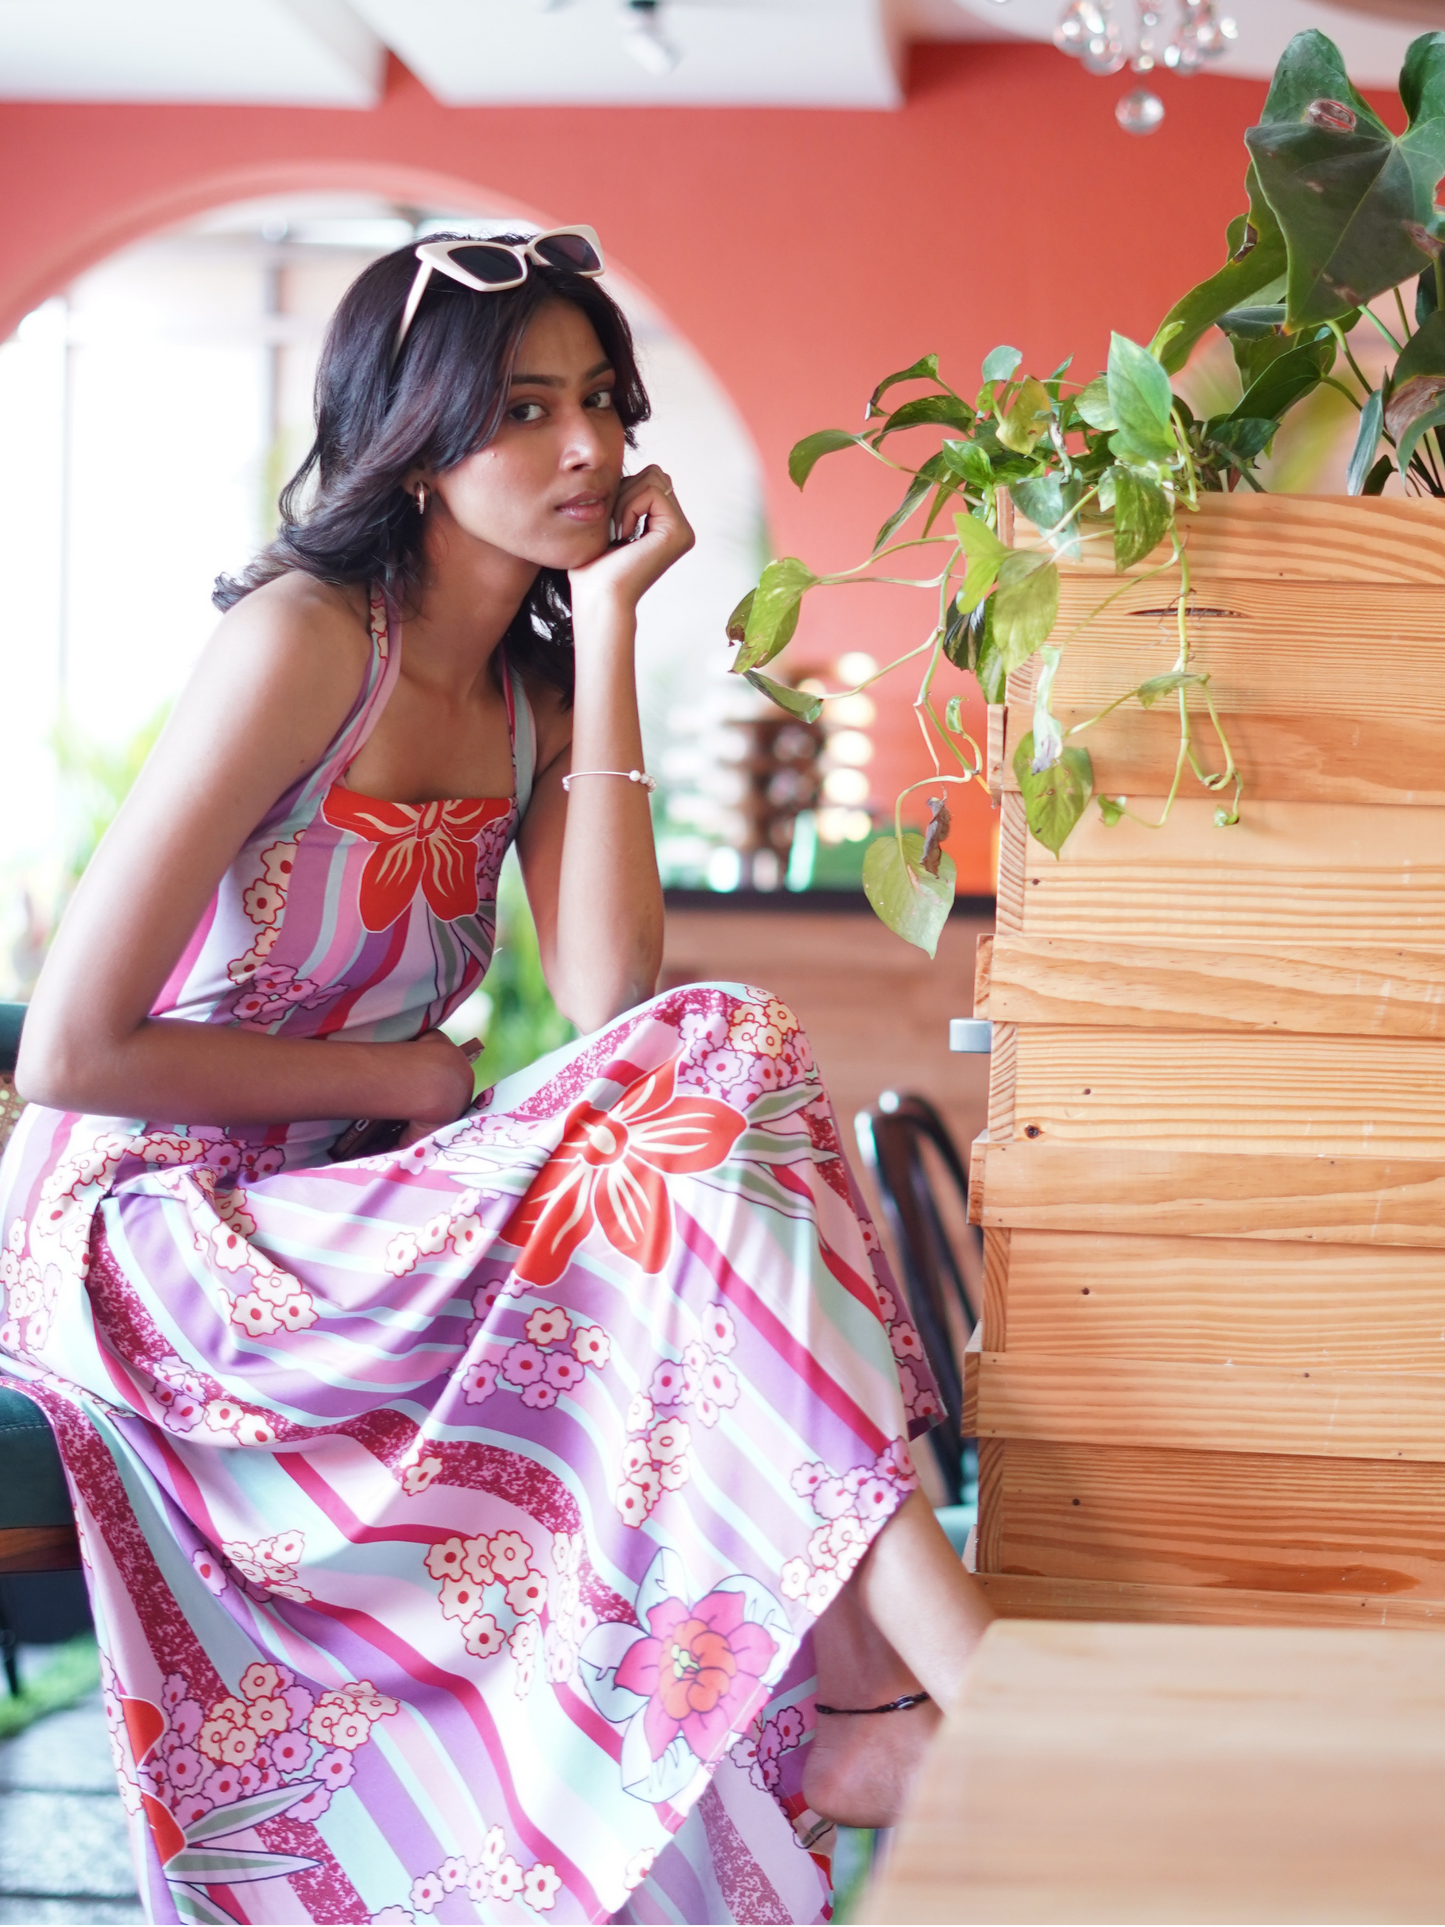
[0,46,1295,891]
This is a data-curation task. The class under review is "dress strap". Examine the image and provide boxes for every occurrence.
[504,656,536,818]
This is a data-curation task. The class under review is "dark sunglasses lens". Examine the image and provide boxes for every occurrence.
[450,245,522,285]
[534,233,601,273]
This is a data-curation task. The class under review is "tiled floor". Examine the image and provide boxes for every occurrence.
[0,1687,141,1925]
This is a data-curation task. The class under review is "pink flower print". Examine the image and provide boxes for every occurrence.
[161,1673,188,1712]
[891,1322,925,1363]
[232,1291,279,1337]
[500,1054,746,1285]
[525,1306,570,1346]
[270,1731,310,1774]
[764,997,799,1036]
[658,1456,690,1492]
[463,1614,506,1658]
[243,1696,289,1738]
[316,1747,357,1789]
[621,1439,653,1480]
[280,1684,315,1726]
[648,1417,690,1465]
[438,1855,468,1892]
[701,1048,747,1091]
[524,1864,562,1912]
[805,1567,843,1615]
[813,1476,854,1521]
[384,1233,420,1278]
[650,1360,686,1406]
[164,1746,203,1790]
[290,1783,331,1822]
[755,1057,783,1090]
[855,1475,901,1521]
[488,1532,533,1583]
[164,1396,204,1434]
[410,1871,445,1915]
[914,1385,943,1419]
[231,990,271,1025]
[876,1438,915,1484]
[415,1212,451,1258]
[874,1283,898,1324]
[632,1463,662,1507]
[208,1224,252,1274]
[615,1481,654,1528]
[272,1296,317,1334]
[501,1342,545,1389]
[199,1764,244,1806]
[425,1537,469,1583]
[694,1395,719,1428]
[482,1825,506,1872]
[172,1792,212,1828]
[702,1358,739,1408]
[702,1304,736,1355]
[543,1353,586,1393]
[439,1576,487,1623]
[169,1700,203,1746]
[571,1324,610,1368]
[461,1535,494,1586]
[615,1587,780,1764]
[825,1516,869,1579]
[466,1864,491,1903]
[626,1392,654,1433]
[896,1362,920,1407]
[233,1413,277,1449]
[460,1359,498,1405]
[241,878,285,928]
[317,1708,370,1751]
[236,1760,265,1797]
[219,1724,259,1767]
[450,1214,485,1259]
[624,1848,656,1891]
[680,1008,728,1054]
[774,1704,806,1746]
[505,1571,547,1616]
[400,1455,442,1495]
[491,1857,525,1903]
[521,1380,558,1409]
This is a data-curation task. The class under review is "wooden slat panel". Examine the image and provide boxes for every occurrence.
[1025,492,1445,582]
[978,1139,1445,1246]
[1005,1230,1445,1369]
[989,1438,1445,1597]
[987,936,1445,1038]
[973,932,994,1017]
[1011,1028,1445,1156]
[976,1573,1445,1628]
[1013,796,1445,944]
[987,1023,1017,1139]
[986,704,1006,804]
[996,790,1027,936]
[976,1437,1005,1573]
[1004,706,1445,807]
[974,1352,1445,1461]
[1048,576,1445,719]
[981,1226,1009,1351]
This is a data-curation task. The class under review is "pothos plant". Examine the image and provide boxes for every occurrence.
[727,27,1445,954]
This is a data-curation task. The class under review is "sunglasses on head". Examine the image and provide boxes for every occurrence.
[391,226,605,364]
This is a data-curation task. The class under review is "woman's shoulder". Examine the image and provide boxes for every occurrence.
[216,572,374,674]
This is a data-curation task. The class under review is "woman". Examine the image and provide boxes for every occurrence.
[1,228,992,1925]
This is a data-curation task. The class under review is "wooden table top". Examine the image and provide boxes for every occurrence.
[866,1618,1445,1924]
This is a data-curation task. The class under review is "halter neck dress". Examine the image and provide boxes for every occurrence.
[0,589,941,1927]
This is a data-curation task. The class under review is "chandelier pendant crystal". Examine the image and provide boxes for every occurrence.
[1054,0,1237,128]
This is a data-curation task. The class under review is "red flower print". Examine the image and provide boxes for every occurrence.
[615,1587,778,1763]
[501,1055,746,1286]
[321,785,511,932]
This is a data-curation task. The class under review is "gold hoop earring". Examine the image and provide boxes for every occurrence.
[414,482,428,514]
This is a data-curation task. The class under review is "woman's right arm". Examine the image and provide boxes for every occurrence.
[16,577,473,1129]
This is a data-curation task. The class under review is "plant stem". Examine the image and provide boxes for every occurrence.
[1330,321,1375,398]
[1319,375,1364,412]
[1359,305,1403,353]
[1395,284,1414,342]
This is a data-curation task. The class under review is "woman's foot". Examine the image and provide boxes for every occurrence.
[802,1693,942,1828]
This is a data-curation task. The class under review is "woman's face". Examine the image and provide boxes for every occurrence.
[431,299,627,571]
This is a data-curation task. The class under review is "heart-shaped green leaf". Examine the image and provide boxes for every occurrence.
[866,354,941,418]
[863,831,956,957]
[743,671,824,722]
[1111,466,1172,570]
[992,553,1060,668]
[731,558,817,674]
[788,429,867,489]
[1136,669,1206,707]
[996,376,1054,454]
[982,345,1023,383]
[941,438,994,487]
[1013,732,1094,857]
[1106,333,1178,464]
[1073,376,1118,431]
[952,511,1010,614]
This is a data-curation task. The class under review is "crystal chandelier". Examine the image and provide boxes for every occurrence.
[1054,0,1237,132]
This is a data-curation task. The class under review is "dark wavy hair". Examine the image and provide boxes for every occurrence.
[213,233,651,700]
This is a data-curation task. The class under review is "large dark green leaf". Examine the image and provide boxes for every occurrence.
[866,354,941,418]
[788,429,867,488]
[877,394,975,439]
[1013,732,1094,857]
[1106,333,1178,464]
[1231,335,1334,421]
[1153,190,1290,376]
[862,831,955,957]
[1203,416,1278,464]
[1111,466,1172,570]
[731,558,816,673]
[1245,30,1445,328]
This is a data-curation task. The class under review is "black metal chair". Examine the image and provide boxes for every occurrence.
[0,1003,84,1693]
[853,1090,982,1507]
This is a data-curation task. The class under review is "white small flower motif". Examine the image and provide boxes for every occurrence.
[648,1417,691,1465]
[702,1303,736,1355]
[371,1909,415,1924]
[812,1476,854,1521]
[615,1481,654,1527]
[192,1549,228,1595]
[439,1855,468,1892]
[525,1306,570,1347]
[400,1455,443,1495]
[463,1614,506,1658]
[621,1438,653,1480]
[571,1324,610,1368]
[805,1566,843,1615]
[384,1233,420,1278]
[625,1393,654,1434]
[702,1358,739,1408]
[891,1322,925,1363]
[416,1213,451,1258]
[234,1414,277,1447]
[624,1849,656,1892]
[649,1360,687,1407]
[409,1872,445,1914]
[209,1222,253,1273]
[523,1864,562,1911]
[693,1394,719,1429]
[491,1856,525,1902]
[657,1457,689,1492]
[450,1215,486,1259]
[481,1825,507,1874]
[465,1866,490,1904]
[780,1558,809,1601]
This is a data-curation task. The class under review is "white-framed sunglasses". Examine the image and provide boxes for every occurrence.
[391,226,605,364]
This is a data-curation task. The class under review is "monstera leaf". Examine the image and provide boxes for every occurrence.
[1245,30,1445,329]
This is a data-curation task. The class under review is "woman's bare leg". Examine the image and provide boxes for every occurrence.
[801,1488,994,1828]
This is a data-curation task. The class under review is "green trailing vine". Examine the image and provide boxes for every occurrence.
[728,27,1445,952]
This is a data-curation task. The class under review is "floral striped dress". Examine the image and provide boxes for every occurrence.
[0,590,940,1926]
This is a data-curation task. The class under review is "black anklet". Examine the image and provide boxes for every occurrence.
[815,1690,931,1716]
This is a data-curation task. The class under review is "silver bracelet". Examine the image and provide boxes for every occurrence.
[561,768,658,793]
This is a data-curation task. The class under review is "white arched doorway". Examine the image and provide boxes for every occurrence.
[0,188,767,998]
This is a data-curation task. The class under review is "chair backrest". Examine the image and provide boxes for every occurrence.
[854,1090,982,1504]
[0,1004,25,1158]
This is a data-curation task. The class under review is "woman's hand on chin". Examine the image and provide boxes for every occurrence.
[568,465,694,615]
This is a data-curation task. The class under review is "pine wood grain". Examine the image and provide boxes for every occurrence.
[869,1620,1445,1923]
[986,704,1007,804]
[974,1573,1445,1628]
[986,1437,1445,1597]
[972,1353,1445,1462]
[1005,1229,1445,1369]
[986,936,1445,1037]
[1010,1028,1445,1156]
[981,1226,1009,1351]
[987,1022,1018,1140]
[1025,491,1445,581]
[973,933,994,1017]
[0,1525,80,1574]
[995,790,1028,936]
[976,1437,1004,1574]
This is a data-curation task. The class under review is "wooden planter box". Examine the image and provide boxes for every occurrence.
[963,493,1445,1629]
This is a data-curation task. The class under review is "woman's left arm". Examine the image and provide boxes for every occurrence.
[518,465,693,1034]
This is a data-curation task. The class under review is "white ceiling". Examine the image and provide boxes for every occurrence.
[0,0,1425,109]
